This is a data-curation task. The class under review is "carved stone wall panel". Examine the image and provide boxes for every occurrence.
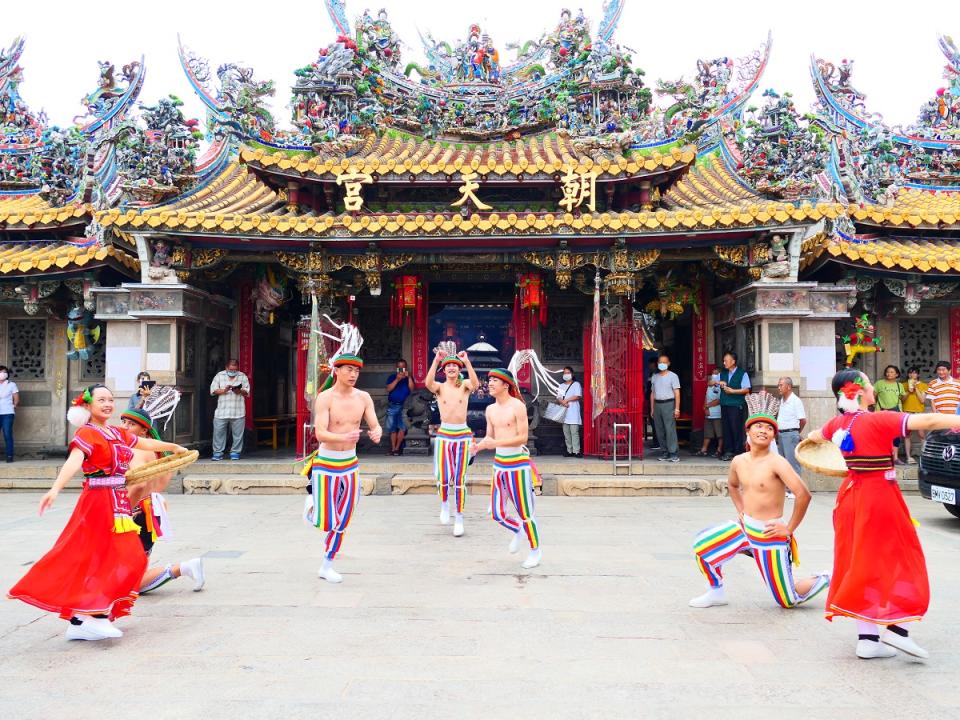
[81,324,106,381]
[542,306,585,362]
[9,319,47,380]
[899,318,938,379]
[358,306,401,363]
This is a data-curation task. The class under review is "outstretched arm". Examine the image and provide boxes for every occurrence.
[460,351,480,392]
[424,350,443,393]
[363,392,383,444]
[39,448,85,515]
[136,437,187,455]
[908,413,960,433]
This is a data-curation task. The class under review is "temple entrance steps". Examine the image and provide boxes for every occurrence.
[1,456,918,496]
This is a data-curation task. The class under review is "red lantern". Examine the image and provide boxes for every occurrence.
[389,275,422,328]
[516,272,548,326]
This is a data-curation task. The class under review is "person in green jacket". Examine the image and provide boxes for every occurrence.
[874,365,905,465]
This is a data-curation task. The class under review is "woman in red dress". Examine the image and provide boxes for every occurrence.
[8,385,186,641]
[807,369,960,660]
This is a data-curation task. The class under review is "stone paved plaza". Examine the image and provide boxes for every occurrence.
[1,491,958,719]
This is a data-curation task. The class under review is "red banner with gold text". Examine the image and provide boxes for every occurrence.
[951,308,960,378]
[238,283,254,430]
[691,286,708,431]
[412,281,429,386]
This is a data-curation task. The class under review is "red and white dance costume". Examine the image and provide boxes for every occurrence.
[435,423,472,515]
[303,448,361,561]
[8,424,147,621]
[821,410,929,627]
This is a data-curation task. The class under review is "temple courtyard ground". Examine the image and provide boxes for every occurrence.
[0,492,958,719]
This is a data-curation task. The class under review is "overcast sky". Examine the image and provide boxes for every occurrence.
[10,0,960,133]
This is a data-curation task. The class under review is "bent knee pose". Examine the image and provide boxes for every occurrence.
[121,409,205,595]
[690,394,828,609]
[305,354,382,584]
[473,369,542,569]
[425,349,479,537]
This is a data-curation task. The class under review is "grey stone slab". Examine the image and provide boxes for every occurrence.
[0,492,958,718]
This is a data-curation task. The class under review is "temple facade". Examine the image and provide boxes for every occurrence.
[1,3,957,457]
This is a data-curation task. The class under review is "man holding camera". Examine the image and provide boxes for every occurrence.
[385,358,415,456]
[209,358,250,461]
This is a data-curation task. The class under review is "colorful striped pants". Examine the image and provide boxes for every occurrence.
[491,451,541,550]
[434,424,472,514]
[693,515,828,608]
[306,453,360,561]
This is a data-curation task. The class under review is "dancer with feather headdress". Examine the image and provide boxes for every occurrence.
[302,319,382,584]
[424,341,480,538]
[689,391,829,611]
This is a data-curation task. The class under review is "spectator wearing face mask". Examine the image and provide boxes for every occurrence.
[650,353,681,463]
[209,358,250,461]
[0,365,19,463]
[556,366,583,457]
[695,368,723,458]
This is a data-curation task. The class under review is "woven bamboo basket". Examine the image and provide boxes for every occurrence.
[794,438,848,478]
[125,450,200,486]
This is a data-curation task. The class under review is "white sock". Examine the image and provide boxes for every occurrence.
[440,502,451,524]
[522,548,542,569]
[509,530,522,553]
[857,620,881,639]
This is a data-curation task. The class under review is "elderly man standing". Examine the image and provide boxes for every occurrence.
[650,353,681,463]
[209,358,250,461]
[776,377,806,475]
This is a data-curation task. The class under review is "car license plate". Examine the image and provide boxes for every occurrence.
[931,485,957,505]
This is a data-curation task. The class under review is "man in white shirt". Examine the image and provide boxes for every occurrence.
[209,358,250,461]
[776,377,806,475]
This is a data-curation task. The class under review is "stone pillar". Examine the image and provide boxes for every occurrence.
[712,281,853,419]
[93,284,234,444]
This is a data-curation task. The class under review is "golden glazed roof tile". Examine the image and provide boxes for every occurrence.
[851,188,960,228]
[801,233,960,274]
[663,154,761,210]
[0,195,90,229]
[0,240,139,276]
[99,202,841,238]
[238,137,697,181]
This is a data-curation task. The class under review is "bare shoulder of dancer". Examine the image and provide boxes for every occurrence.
[484,396,528,445]
[731,452,800,521]
[315,385,370,449]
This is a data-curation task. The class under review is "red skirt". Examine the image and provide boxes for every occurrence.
[8,487,147,621]
[826,473,929,625]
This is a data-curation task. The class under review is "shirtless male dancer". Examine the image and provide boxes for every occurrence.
[306,355,382,583]
[424,349,480,537]
[472,369,542,569]
[690,403,829,608]
[121,409,205,594]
